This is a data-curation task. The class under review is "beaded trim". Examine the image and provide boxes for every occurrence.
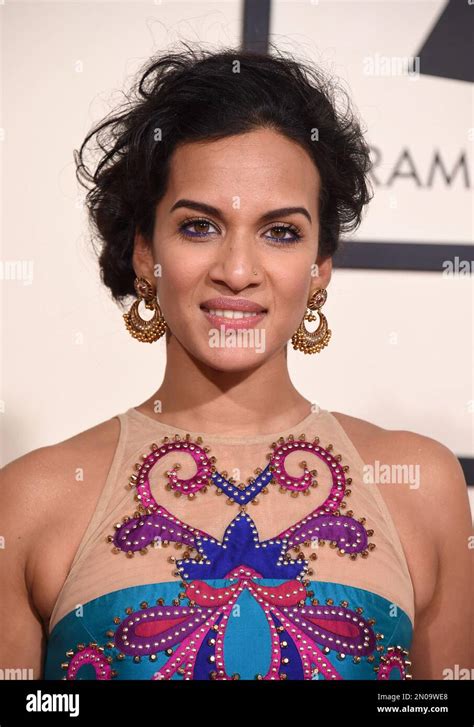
[61,574,412,680]
[59,431,413,680]
[107,433,375,562]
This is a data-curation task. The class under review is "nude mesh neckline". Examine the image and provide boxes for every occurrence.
[127,404,324,445]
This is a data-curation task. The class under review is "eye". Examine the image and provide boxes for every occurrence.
[264,224,303,244]
[177,218,303,245]
[178,217,219,239]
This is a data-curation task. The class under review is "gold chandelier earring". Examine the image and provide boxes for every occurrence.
[123,276,167,343]
[291,288,331,354]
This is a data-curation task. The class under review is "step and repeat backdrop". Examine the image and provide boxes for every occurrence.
[2,1,472,514]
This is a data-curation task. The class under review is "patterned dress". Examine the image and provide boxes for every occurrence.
[44,406,414,680]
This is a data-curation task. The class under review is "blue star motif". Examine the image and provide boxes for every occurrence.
[176,512,307,580]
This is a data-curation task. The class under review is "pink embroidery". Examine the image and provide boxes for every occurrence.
[128,566,377,680]
[136,437,214,505]
[73,429,412,680]
[269,437,344,499]
[376,646,410,680]
[66,645,112,680]
[110,434,374,561]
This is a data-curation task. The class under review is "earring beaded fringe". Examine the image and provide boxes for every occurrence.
[123,276,167,343]
[291,287,331,354]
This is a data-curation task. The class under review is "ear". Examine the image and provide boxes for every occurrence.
[132,229,156,281]
[309,253,332,297]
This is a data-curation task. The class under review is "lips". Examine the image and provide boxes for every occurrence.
[201,308,266,329]
[203,309,264,321]
[200,297,267,313]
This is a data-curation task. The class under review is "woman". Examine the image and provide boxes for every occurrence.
[1,46,471,681]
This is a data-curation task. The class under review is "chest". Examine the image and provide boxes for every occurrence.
[32,464,436,635]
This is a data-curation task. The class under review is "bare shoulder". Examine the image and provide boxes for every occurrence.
[330,410,471,544]
[0,414,121,577]
[330,410,467,483]
[1,413,121,495]
[329,413,473,677]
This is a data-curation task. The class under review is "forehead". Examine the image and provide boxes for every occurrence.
[165,129,320,208]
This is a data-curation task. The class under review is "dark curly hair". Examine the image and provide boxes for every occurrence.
[74,42,373,305]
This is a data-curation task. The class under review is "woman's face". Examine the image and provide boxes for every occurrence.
[134,127,332,370]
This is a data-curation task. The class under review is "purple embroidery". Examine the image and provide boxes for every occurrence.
[112,511,202,553]
[110,434,375,560]
[65,514,410,680]
[68,431,413,681]
[112,569,376,680]
[103,515,390,680]
[279,513,370,555]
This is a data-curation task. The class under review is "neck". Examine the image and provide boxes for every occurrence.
[138,336,314,435]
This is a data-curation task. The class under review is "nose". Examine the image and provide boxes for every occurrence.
[207,232,263,291]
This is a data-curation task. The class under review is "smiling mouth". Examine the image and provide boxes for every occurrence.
[200,306,267,320]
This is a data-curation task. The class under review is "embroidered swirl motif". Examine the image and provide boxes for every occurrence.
[64,645,113,679]
[108,433,373,559]
[59,432,412,680]
[111,514,385,681]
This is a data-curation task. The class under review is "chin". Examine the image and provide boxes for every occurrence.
[199,346,271,373]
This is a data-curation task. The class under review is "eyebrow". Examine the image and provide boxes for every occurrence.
[169,199,312,225]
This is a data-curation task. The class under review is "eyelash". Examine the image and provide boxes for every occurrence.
[177,217,303,245]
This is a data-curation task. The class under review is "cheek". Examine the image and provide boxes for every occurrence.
[267,257,314,334]
[269,255,312,306]
[155,245,209,324]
